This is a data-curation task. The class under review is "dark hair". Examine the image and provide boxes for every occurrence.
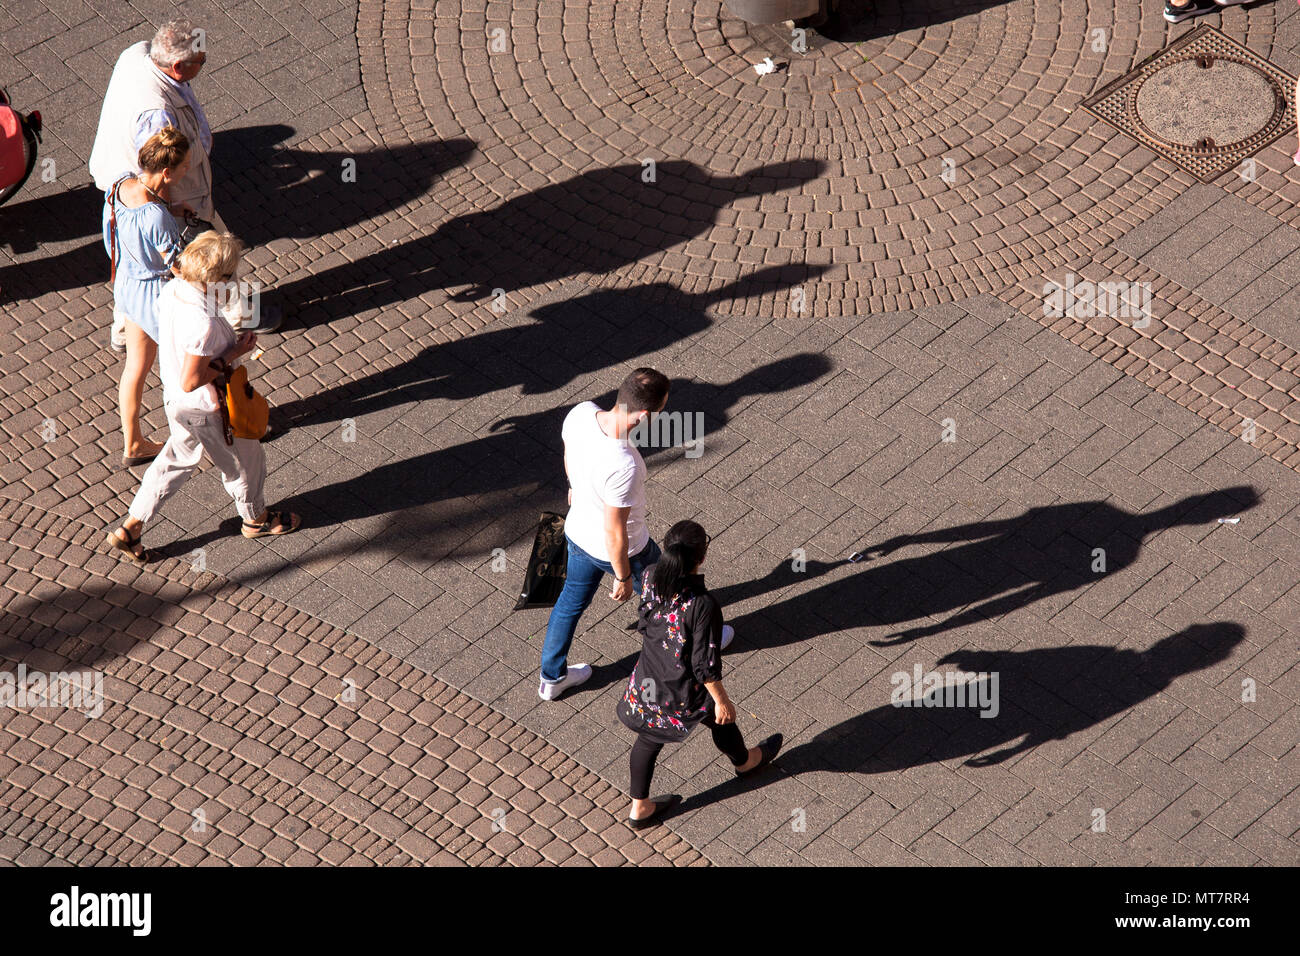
[616,368,670,414]
[650,520,708,602]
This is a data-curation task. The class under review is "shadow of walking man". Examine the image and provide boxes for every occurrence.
[210,124,478,244]
[673,621,1247,814]
[259,349,834,568]
[274,158,826,325]
[0,184,106,298]
[269,263,828,428]
[790,621,1247,770]
[0,129,478,299]
[713,486,1259,649]
[0,580,174,671]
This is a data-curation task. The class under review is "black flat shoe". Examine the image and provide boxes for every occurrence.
[628,794,681,830]
[736,734,783,778]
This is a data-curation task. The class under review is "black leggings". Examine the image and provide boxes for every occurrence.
[629,705,748,800]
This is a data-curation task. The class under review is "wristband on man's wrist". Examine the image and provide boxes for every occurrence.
[615,572,633,583]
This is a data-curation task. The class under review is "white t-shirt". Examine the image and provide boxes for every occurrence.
[562,401,649,560]
[157,278,237,414]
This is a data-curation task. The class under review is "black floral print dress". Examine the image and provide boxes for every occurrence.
[616,568,724,744]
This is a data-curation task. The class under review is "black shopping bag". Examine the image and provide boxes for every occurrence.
[514,512,568,610]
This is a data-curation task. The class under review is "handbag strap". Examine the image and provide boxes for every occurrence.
[109,175,172,284]
[207,357,235,446]
[107,175,129,286]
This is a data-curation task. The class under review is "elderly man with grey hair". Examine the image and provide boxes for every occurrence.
[90,19,280,348]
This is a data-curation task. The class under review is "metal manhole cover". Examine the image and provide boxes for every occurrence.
[1082,25,1296,182]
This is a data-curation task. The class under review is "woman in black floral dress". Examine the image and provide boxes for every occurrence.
[616,519,783,829]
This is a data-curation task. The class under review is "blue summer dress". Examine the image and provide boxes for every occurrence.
[102,174,183,343]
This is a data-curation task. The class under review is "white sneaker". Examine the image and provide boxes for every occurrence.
[538,663,592,701]
[721,625,735,651]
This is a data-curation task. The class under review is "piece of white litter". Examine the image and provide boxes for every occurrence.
[754,57,777,76]
[1217,518,1241,524]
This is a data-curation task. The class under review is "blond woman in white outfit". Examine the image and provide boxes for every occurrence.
[106,232,299,563]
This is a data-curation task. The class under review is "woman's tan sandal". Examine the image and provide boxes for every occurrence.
[106,527,148,565]
[242,510,301,539]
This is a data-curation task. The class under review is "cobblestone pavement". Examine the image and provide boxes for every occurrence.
[0,499,702,866]
[2,0,1299,865]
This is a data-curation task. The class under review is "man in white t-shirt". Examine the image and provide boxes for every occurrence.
[539,368,671,700]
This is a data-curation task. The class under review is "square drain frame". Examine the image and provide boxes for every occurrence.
[1082,25,1296,182]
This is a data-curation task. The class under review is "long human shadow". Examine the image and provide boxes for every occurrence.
[269,263,827,429]
[811,0,1017,42]
[210,125,477,245]
[709,487,1258,649]
[255,351,834,571]
[153,353,826,575]
[671,621,1247,815]
[0,184,104,298]
[272,157,826,327]
[0,130,475,300]
[0,581,165,672]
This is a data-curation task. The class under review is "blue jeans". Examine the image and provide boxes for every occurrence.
[540,535,661,683]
